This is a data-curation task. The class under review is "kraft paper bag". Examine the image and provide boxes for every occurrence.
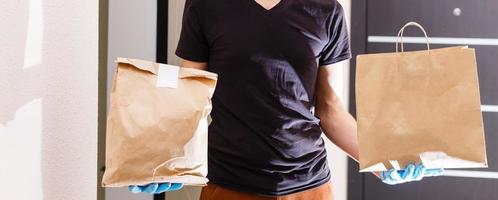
[102,57,218,187]
[356,22,487,172]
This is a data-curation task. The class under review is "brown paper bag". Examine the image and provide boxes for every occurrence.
[356,22,487,172]
[102,57,217,187]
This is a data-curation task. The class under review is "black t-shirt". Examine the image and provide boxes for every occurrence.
[175,0,351,196]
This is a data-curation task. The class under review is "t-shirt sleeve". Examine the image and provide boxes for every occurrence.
[175,1,209,62]
[318,2,352,66]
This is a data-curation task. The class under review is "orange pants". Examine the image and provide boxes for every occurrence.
[199,181,333,200]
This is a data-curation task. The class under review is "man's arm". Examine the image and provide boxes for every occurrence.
[180,59,207,70]
[315,62,383,178]
[314,62,359,162]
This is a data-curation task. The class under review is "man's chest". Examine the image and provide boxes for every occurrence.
[201,2,331,61]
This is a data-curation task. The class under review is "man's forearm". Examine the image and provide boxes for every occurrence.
[316,106,382,177]
[314,62,359,162]
[317,108,359,162]
[314,62,380,177]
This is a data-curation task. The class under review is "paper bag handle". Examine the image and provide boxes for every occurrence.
[396,22,431,53]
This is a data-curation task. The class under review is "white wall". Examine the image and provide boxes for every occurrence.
[0,0,98,200]
[105,0,157,200]
[167,1,352,200]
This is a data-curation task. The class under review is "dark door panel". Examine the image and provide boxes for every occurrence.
[475,46,498,105]
[367,0,498,38]
[481,113,498,172]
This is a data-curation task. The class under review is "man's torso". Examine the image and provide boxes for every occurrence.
[180,0,349,196]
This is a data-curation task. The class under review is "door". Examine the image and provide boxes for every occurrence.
[348,0,498,199]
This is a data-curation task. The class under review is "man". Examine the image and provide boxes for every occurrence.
[129,0,443,198]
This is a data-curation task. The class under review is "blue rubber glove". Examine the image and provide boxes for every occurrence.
[128,183,183,194]
[380,163,444,185]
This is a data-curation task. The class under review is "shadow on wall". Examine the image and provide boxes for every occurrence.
[1,0,97,199]
[1,0,44,199]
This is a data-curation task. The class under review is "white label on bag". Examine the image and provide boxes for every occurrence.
[156,64,180,88]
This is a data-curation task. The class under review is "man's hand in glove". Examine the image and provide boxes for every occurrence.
[377,163,444,185]
[128,183,184,194]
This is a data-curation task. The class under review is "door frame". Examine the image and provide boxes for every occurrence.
[347,0,367,200]
[154,1,169,200]
[98,0,109,199]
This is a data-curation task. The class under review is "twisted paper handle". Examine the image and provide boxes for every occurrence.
[395,21,431,53]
